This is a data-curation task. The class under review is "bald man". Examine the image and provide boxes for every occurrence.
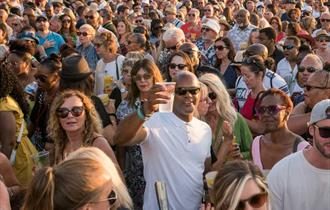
[114,69,212,210]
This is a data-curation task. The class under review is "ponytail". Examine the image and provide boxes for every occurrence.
[21,167,55,210]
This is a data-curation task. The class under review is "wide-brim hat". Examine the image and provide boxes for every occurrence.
[218,18,231,31]
[59,55,92,81]
[315,30,330,41]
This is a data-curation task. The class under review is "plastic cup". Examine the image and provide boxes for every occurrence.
[205,171,218,189]
[98,94,110,106]
[157,82,176,112]
[31,151,50,169]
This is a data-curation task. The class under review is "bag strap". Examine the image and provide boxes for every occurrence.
[115,55,119,80]
[13,120,24,150]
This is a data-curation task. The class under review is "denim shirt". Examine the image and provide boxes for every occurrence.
[76,43,100,71]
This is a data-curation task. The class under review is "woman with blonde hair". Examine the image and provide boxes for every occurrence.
[202,160,270,210]
[47,89,118,166]
[21,147,133,210]
[199,73,252,168]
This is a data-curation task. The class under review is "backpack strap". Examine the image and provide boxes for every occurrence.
[115,55,119,80]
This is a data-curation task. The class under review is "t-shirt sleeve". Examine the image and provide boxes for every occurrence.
[267,164,285,210]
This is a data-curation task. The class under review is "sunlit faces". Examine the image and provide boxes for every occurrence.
[235,10,249,27]
[240,65,263,90]
[58,96,86,133]
[6,53,29,76]
[309,117,330,159]
[204,5,214,18]
[169,55,189,80]
[316,36,329,49]
[283,39,298,60]
[133,69,153,93]
[78,27,93,45]
[304,73,330,108]
[117,21,127,35]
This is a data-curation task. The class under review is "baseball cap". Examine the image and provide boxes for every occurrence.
[202,18,220,34]
[309,99,330,125]
[36,14,48,21]
[17,31,40,44]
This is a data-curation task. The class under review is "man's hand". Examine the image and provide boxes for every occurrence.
[43,39,55,49]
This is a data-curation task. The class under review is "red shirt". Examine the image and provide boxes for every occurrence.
[180,22,202,42]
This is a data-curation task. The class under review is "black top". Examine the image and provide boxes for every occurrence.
[270,46,285,66]
[91,95,111,127]
[109,87,123,109]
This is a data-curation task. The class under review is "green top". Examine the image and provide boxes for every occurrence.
[213,112,253,160]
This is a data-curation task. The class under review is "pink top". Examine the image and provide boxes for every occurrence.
[252,135,310,172]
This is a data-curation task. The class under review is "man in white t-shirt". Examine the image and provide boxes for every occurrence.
[268,99,330,210]
[114,71,212,210]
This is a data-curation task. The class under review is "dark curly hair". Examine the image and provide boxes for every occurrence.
[0,62,29,117]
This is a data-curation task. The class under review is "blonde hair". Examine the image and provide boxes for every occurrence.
[47,89,103,164]
[194,82,209,119]
[79,23,96,38]
[95,32,118,54]
[199,73,237,127]
[21,147,133,210]
[214,160,270,210]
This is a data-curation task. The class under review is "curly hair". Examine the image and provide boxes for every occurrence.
[47,90,103,164]
[0,61,29,117]
[94,32,118,54]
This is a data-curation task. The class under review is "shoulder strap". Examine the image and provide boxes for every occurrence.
[91,135,103,145]
[270,71,275,88]
[293,137,303,152]
[17,120,24,144]
[115,55,119,80]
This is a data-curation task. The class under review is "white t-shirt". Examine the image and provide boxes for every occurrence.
[94,55,125,95]
[276,58,298,80]
[267,151,330,210]
[141,112,212,210]
[235,69,290,109]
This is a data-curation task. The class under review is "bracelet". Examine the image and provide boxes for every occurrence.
[137,105,146,121]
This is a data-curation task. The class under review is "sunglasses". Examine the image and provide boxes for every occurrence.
[92,190,117,206]
[305,85,328,91]
[236,192,268,210]
[175,87,200,95]
[176,15,183,18]
[62,19,71,23]
[85,15,95,20]
[93,42,103,48]
[36,18,47,22]
[320,19,330,22]
[77,31,89,36]
[133,73,152,81]
[202,27,211,32]
[256,105,286,116]
[169,63,187,70]
[298,66,318,73]
[188,13,196,17]
[282,45,295,50]
[208,92,217,100]
[35,74,47,83]
[317,37,329,42]
[215,45,227,51]
[204,9,211,12]
[135,19,143,23]
[56,106,84,118]
[314,125,330,138]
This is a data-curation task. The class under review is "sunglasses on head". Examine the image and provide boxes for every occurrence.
[56,106,84,118]
[169,63,187,70]
[175,87,200,96]
[283,45,295,50]
[133,73,152,81]
[314,125,330,138]
[215,45,227,51]
[256,105,286,116]
[77,31,89,36]
[236,192,268,210]
[92,190,117,206]
[208,92,217,100]
[298,66,318,73]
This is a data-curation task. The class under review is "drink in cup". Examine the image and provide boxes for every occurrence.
[205,171,218,189]
[157,82,176,112]
[31,150,50,169]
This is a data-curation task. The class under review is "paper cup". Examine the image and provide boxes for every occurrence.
[156,82,176,112]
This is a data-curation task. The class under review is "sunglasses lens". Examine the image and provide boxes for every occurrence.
[249,193,267,208]
[71,107,84,117]
[208,92,217,100]
[176,88,200,95]
[56,108,69,118]
[318,127,330,138]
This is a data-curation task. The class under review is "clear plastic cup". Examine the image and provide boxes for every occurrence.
[31,151,50,169]
[205,171,218,189]
[157,82,176,112]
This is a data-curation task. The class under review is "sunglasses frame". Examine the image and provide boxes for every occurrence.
[175,87,200,96]
[314,125,330,138]
[56,106,85,118]
[77,31,89,37]
[169,63,187,70]
[298,66,319,73]
[282,45,295,50]
[236,192,268,210]
[133,73,153,82]
[215,45,227,51]
[256,105,286,116]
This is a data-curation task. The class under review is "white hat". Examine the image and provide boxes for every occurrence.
[309,99,330,125]
[202,18,221,34]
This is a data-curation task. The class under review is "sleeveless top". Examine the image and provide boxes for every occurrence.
[252,135,310,175]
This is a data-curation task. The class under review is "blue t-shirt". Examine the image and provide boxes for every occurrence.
[36,31,65,56]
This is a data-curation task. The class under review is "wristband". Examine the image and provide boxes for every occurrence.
[137,105,146,121]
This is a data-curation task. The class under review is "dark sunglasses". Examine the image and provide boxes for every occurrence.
[36,18,47,22]
[176,15,183,18]
[208,92,217,100]
[188,13,196,17]
[169,63,187,70]
[320,19,330,22]
[202,27,211,32]
[93,42,102,48]
[314,125,330,138]
[133,73,152,81]
[77,31,89,36]
[154,25,163,30]
[135,19,143,23]
[62,19,71,23]
[236,192,268,210]
[305,85,328,91]
[92,190,117,206]
[175,87,200,96]
[215,45,227,51]
[85,15,95,19]
[35,74,47,83]
[56,106,84,118]
[257,105,286,116]
[298,66,318,73]
[282,45,295,50]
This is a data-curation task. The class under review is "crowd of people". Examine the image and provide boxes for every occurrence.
[0,0,329,209]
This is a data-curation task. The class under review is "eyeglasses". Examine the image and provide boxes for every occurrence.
[77,31,89,36]
[92,190,117,206]
[282,45,295,50]
[215,45,227,51]
[316,37,329,42]
[188,13,196,17]
[202,27,211,32]
[314,125,330,138]
[236,192,268,210]
[169,63,187,70]
[62,19,71,23]
[176,15,183,18]
[320,19,330,23]
[135,19,143,23]
[56,106,84,118]
[85,15,95,20]
[256,105,286,116]
[36,18,47,22]
[133,73,152,81]
[298,66,318,73]
[204,9,211,12]
[35,74,47,83]
[208,92,217,100]
[305,84,329,91]
[175,87,200,95]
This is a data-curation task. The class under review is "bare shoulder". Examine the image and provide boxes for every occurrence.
[291,101,307,115]
[92,135,109,147]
